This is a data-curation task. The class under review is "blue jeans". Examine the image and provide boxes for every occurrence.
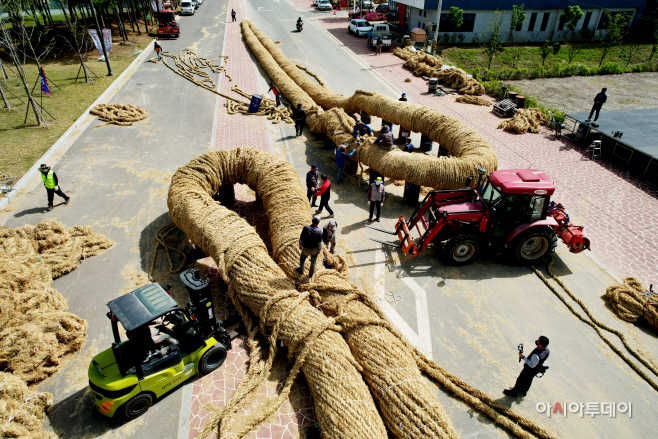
[337,167,344,184]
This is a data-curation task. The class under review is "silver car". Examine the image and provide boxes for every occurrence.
[318,0,332,11]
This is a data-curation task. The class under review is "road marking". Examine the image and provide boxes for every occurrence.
[374,248,430,355]
[396,268,433,357]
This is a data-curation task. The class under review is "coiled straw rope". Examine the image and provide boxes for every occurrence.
[532,258,658,392]
[605,277,658,330]
[90,104,148,126]
[168,149,557,439]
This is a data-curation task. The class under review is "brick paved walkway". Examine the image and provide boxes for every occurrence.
[187,1,316,438]
[316,16,658,287]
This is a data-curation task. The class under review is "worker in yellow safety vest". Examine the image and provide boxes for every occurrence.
[39,164,70,211]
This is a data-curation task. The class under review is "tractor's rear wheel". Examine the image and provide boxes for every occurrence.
[123,393,153,420]
[441,233,479,265]
[199,344,227,375]
[510,227,557,264]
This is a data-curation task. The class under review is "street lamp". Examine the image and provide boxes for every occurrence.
[89,0,114,76]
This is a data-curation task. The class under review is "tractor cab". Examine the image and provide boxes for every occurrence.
[89,271,231,419]
[480,169,555,241]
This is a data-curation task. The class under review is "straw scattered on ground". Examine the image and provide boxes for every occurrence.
[393,47,485,95]
[497,108,547,134]
[90,104,148,127]
[456,96,492,106]
[0,372,57,439]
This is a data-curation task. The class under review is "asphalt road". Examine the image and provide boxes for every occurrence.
[3,0,658,438]
[1,1,229,437]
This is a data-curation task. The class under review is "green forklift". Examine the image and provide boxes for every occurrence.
[88,269,232,419]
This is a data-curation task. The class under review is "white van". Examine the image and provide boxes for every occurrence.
[181,1,194,15]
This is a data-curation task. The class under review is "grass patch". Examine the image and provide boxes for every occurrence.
[442,42,657,72]
[0,36,150,186]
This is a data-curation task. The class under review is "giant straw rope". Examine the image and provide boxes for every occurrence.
[168,149,557,439]
[241,21,498,189]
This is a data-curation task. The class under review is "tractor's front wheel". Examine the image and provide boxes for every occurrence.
[442,233,479,265]
[510,227,557,264]
[123,393,153,420]
[199,344,227,375]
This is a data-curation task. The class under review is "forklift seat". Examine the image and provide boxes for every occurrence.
[140,344,183,377]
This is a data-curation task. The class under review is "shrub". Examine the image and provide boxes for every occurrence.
[365,12,385,21]
[598,62,623,75]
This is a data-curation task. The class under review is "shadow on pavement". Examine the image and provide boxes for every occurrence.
[47,387,124,438]
[12,206,48,217]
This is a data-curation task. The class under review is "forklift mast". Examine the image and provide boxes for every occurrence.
[180,268,217,339]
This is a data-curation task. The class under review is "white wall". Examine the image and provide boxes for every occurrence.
[433,7,637,44]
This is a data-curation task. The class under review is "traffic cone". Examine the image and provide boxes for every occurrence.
[334,9,336,15]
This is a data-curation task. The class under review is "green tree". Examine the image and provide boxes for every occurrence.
[508,4,526,44]
[561,5,584,63]
[598,12,630,66]
[649,24,658,64]
[539,40,551,66]
[446,6,463,32]
[478,10,504,69]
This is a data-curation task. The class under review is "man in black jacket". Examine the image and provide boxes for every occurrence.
[293,103,306,136]
[296,215,323,279]
[587,88,607,122]
[306,164,319,207]
[503,335,550,397]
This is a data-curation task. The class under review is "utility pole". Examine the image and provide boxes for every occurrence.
[89,0,114,76]
[432,0,443,53]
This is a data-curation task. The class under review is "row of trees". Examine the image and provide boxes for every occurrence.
[1,0,160,126]
[469,5,658,70]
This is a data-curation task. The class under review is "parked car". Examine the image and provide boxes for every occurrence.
[367,23,392,50]
[375,4,388,13]
[312,0,319,6]
[348,19,373,37]
[180,0,195,15]
[192,0,199,9]
[361,0,374,10]
[197,0,204,5]
[318,0,332,11]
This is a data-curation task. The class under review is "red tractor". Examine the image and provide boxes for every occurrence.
[368,168,590,265]
[156,10,180,39]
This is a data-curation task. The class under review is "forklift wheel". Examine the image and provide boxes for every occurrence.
[510,227,557,264]
[199,344,228,374]
[123,393,153,420]
[441,233,479,265]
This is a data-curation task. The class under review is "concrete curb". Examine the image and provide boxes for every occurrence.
[0,39,156,212]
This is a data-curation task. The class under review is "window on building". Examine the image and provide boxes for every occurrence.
[528,12,537,31]
[582,11,592,30]
[418,21,421,29]
[423,11,426,18]
[598,11,632,30]
[515,21,523,31]
[540,12,550,32]
[439,13,476,33]
[558,14,566,31]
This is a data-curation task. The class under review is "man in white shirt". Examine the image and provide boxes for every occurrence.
[503,335,550,397]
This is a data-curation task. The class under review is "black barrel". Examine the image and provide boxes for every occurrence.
[403,183,421,206]
[360,110,371,124]
[428,78,438,93]
[420,134,433,152]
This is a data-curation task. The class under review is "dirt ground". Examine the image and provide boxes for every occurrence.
[509,72,658,115]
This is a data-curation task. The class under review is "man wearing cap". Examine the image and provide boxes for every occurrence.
[399,93,408,102]
[323,220,338,254]
[336,144,355,185]
[367,177,385,222]
[296,215,323,279]
[352,119,373,143]
[306,164,319,207]
[313,174,334,218]
[374,125,395,151]
[293,103,306,136]
[39,164,70,212]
